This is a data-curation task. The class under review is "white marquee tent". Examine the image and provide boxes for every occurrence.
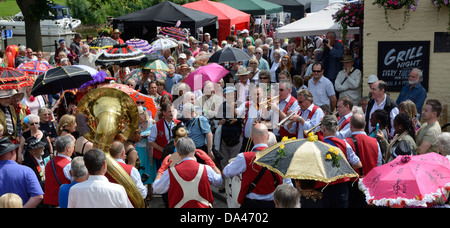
[274,3,359,39]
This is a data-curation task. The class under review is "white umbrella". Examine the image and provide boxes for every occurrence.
[274,3,359,39]
[150,38,178,51]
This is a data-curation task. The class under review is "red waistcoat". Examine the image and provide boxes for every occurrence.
[154,119,180,160]
[238,146,283,205]
[105,161,133,183]
[315,137,350,188]
[168,159,213,208]
[44,156,71,205]
[279,96,298,138]
[345,134,379,178]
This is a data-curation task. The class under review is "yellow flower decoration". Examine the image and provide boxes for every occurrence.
[326,146,341,167]
[281,136,289,142]
[280,145,285,149]
[307,132,318,141]
[290,137,296,140]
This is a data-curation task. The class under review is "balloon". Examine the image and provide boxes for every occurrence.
[5,52,14,68]
[6,45,19,58]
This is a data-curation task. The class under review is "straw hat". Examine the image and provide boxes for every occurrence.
[235,66,251,76]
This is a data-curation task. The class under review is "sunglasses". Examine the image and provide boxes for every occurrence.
[136,101,145,104]
[29,122,39,126]
[312,70,322,73]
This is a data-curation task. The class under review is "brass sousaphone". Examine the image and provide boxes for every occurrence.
[76,87,145,208]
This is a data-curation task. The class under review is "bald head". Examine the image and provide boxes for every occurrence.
[251,123,269,144]
[350,113,366,131]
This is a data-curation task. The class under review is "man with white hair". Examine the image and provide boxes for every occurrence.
[15,46,28,67]
[437,132,450,156]
[255,47,270,70]
[395,68,427,115]
[78,44,97,69]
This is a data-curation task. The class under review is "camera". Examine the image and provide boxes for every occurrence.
[323,39,328,44]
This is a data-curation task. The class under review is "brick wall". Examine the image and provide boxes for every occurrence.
[363,1,450,125]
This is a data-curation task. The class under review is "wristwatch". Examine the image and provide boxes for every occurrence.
[297,116,302,122]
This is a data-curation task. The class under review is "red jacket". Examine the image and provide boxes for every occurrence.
[44,156,71,205]
[168,159,213,208]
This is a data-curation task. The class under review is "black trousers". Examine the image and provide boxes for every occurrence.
[240,198,275,208]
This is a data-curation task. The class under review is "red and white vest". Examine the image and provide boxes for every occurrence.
[44,156,71,205]
[279,96,298,138]
[168,159,213,208]
[154,119,180,160]
[238,146,283,205]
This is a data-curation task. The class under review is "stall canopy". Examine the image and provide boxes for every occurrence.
[183,0,250,43]
[274,3,359,39]
[112,1,218,41]
[263,0,311,20]
[220,0,283,16]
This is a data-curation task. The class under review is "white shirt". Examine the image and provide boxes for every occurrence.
[236,101,272,138]
[236,80,250,106]
[366,95,399,136]
[286,104,324,139]
[335,112,353,139]
[273,95,299,136]
[78,53,98,69]
[68,175,133,208]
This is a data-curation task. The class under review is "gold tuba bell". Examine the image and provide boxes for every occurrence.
[76,87,145,208]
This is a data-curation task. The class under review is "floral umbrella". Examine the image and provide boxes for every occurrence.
[100,83,157,119]
[254,133,359,182]
[359,153,450,207]
[17,60,53,75]
[150,38,178,51]
[142,59,169,72]
[0,67,33,90]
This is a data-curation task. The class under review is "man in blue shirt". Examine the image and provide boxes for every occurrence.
[396,68,427,116]
[165,64,182,94]
[58,156,88,208]
[181,103,213,159]
[0,138,43,208]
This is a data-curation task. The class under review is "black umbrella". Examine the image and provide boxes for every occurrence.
[207,47,251,64]
[89,37,119,50]
[31,66,94,96]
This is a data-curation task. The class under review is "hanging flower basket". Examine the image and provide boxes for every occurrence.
[432,0,450,30]
[373,0,419,31]
[332,2,364,43]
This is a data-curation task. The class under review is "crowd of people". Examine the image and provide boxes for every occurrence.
[0,27,448,209]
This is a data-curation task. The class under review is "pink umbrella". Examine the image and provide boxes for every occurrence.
[184,63,229,91]
[359,153,450,207]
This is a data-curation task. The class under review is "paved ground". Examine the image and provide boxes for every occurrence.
[148,185,228,208]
